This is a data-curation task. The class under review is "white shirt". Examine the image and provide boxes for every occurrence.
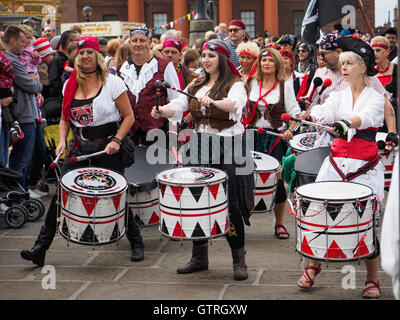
[167,81,247,136]
[63,74,127,128]
[248,78,301,130]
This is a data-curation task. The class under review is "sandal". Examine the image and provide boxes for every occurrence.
[274,224,289,239]
[363,280,381,299]
[297,263,322,289]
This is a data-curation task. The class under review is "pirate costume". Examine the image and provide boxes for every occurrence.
[21,37,144,266]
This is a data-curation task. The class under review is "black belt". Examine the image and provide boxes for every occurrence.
[74,122,119,140]
[344,129,377,142]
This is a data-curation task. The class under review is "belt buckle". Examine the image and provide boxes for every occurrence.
[78,127,88,141]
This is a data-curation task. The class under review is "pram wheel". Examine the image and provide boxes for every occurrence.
[23,199,45,222]
[4,204,29,228]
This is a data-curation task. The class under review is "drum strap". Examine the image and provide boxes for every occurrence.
[328,154,381,181]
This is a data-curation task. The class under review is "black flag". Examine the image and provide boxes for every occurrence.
[302,0,359,44]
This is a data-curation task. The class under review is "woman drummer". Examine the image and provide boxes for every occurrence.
[297,36,385,299]
[20,36,145,265]
[151,39,254,281]
[235,41,260,83]
[244,47,301,240]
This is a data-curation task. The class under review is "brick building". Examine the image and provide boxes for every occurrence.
[60,0,375,39]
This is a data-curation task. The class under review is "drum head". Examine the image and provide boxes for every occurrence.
[157,167,226,186]
[125,146,173,191]
[294,147,330,175]
[290,132,319,152]
[251,151,280,172]
[296,181,373,201]
[61,167,127,196]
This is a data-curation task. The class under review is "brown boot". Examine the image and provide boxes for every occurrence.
[177,243,208,274]
[232,247,248,281]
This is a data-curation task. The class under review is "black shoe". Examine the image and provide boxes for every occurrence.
[131,245,144,262]
[20,247,46,266]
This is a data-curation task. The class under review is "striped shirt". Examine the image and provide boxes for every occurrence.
[226,40,241,69]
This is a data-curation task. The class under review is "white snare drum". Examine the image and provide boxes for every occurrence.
[125,146,173,226]
[376,132,395,189]
[251,151,280,213]
[59,167,127,245]
[157,167,229,240]
[295,181,377,262]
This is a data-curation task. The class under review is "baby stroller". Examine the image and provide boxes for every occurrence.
[0,166,45,228]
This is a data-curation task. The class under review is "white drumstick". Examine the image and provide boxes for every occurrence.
[70,150,107,164]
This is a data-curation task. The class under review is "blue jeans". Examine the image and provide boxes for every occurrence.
[9,122,36,190]
[0,126,10,167]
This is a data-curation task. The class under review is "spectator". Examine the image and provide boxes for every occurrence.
[42,25,57,41]
[226,20,246,69]
[97,37,108,58]
[3,26,43,188]
[48,30,79,98]
[34,38,56,100]
[383,27,398,62]
[216,22,228,40]
[115,42,132,67]
[183,49,200,72]
[105,38,122,74]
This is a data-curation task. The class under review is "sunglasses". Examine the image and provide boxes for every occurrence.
[77,39,86,48]
[261,51,272,57]
[298,49,308,53]
[228,28,242,33]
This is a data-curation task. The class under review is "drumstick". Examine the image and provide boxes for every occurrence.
[69,150,107,164]
[255,127,284,138]
[171,146,183,166]
[281,113,331,130]
[155,80,161,111]
[49,153,62,169]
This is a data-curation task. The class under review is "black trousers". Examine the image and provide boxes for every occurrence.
[36,148,142,250]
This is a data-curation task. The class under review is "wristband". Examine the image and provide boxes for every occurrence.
[111,137,122,145]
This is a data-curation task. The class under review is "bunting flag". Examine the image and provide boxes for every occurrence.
[149,11,196,33]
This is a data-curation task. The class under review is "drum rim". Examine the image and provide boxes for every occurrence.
[61,166,128,196]
[295,181,373,202]
[156,166,228,186]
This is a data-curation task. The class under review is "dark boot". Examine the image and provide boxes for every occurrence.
[232,247,248,281]
[130,237,144,262]
[20,225,55,266]
[177,243,208,274]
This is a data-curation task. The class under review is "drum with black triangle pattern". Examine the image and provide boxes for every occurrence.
[59,167,127,245]
[157,167,229,240]
[376,132,396,190]
[251,151,280,213]
[294,181,377,262]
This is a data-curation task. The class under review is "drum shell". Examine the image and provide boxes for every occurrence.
[251,151,280,213]
[59,168,127,245]
[295,181,376,262]
[376,132,395,190]
[157,167,229,240]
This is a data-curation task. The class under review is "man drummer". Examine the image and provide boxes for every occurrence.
[304,33,398,146]
[117,27,181,146]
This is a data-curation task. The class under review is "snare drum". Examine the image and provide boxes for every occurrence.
[59,167,127,245]
[295,181,377,261]
[157,167,229,240]
[290,132,319,155]
[251,151,280,213]
[376,132,395,189]
[125,146,173,226]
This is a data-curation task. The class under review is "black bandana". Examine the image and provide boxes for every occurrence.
[130,27,152,39]
[319,33,342,51]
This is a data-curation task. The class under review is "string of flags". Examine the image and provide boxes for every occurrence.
[149,10,196,33]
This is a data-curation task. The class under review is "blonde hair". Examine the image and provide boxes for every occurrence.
[115,43,132,67]
[236,41,260,59]
[255,48,286,82]
[371,36,390,49]
[106,39,122,57]
[339,51,370,86]
[19,24,33,35]
[75,51,108,90]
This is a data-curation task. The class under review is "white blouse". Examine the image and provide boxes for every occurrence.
[248,78,301,130]
[310,86,385,141]
[167,81,247,136]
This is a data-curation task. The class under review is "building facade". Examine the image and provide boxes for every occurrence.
[59,0,375,40]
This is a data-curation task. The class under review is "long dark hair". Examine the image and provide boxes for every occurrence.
[188,54,241,99]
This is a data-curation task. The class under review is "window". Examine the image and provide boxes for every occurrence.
[153,13,168,35]
[293,11,305,38]
[240,11,255,39]
[103,15,117,21]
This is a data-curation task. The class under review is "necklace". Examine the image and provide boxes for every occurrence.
[375,61,390,74]
[82,70,97,74]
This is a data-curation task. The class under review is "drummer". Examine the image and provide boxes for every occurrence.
[21,36,145,266]
[297,36,385,299]
[245,47,301,240]
[151,39,254,281]
[306,33,398,146]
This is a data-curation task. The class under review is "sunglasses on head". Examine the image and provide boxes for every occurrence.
[77,40,86,48]
[261,51,272,57]
[228,28,242,33]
